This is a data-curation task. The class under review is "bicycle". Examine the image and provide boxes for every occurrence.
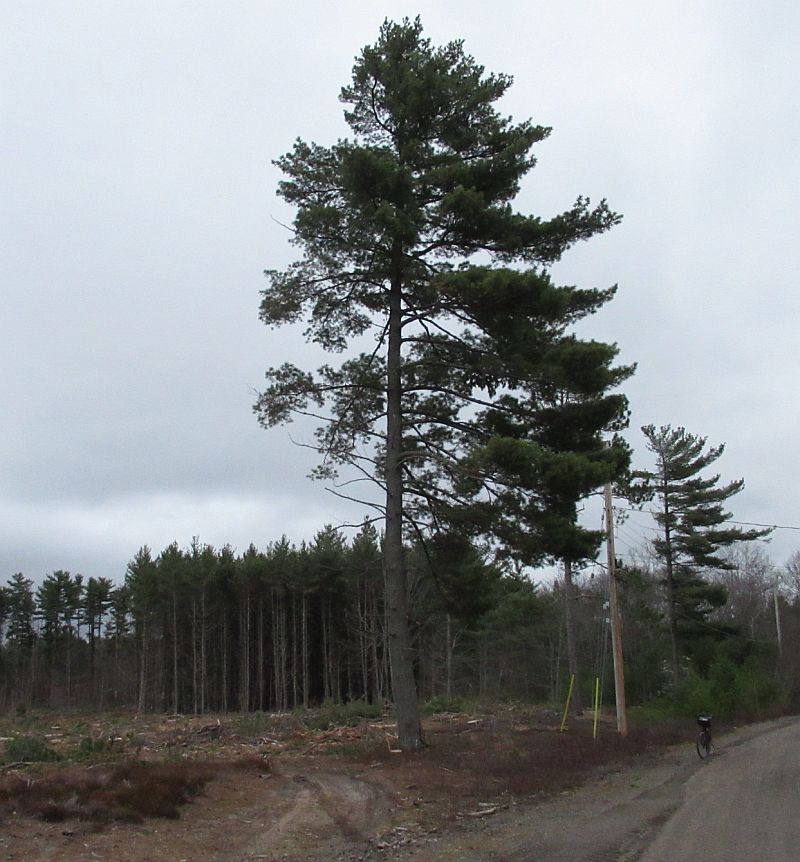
[696,714,715,759]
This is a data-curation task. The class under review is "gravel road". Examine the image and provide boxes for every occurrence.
[641,716,800,861]
[389,716,800,862]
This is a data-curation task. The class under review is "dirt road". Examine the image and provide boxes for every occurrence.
[387,716,800,862]
[641,717,800,862]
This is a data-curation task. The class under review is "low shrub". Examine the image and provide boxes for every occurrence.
[74,735,120,762]
[2,734,60,764]
[234,711,304,737]
[632,657,784,723]
[422,695,468,715]
[304,699,383,730]
[0,756,268,823]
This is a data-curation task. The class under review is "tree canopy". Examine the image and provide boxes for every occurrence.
[255,18,628,747]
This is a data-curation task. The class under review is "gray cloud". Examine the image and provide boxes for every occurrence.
[3,1,798,581]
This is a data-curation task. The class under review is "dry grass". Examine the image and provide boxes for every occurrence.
[0,706,686,831]
[0,755,269,823]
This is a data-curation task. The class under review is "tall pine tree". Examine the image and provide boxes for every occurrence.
[255,18,620,748]
[634,424,771,681]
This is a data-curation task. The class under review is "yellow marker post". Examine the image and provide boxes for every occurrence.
[560,674,575,732]
[592,677,601,739]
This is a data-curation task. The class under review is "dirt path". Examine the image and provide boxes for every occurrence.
[0,759,394,862]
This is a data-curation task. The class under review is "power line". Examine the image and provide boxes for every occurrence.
[727,519,800,532]
[613,505,800,533]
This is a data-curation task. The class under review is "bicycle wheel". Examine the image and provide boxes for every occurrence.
[696,730,712,759]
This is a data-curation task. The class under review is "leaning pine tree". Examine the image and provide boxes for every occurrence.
[633,424,772,683]
[255,18,621,749]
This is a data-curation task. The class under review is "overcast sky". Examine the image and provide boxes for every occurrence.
[3,1,798,583]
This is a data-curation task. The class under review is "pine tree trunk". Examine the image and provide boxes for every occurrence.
[88,623,97,706]
[272,590,281,709]
[478,637,488,699]
[280,594,288,710]
[291,593,299,708]
[192,600,199,714]
[445,614,453,700]
[200,590,207,714]
[384,261,423,748]
[360,581,369,701]
[372,587,384,701]
[221,616,228,713]
[562,558,583,713]
[322,598,330,701]
[30,640,38,708]
[172,591,179,714]
[257,598,265,711]
[662,488,681,685]
[113,627,120,707]
[137,615,147,714]
[64,618,72,708]
[273,590,282,710]
[240,593,251,711]
[302,592,309,708]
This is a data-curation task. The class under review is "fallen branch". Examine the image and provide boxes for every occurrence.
[461,806,498,818]
[302,728,342,755]
[0,761,31,772]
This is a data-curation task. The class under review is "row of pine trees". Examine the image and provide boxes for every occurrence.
[0,525,567,713]
[1,526,796,716]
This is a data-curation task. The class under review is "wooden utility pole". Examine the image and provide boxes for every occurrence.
[773,572,783,658]
[604,479,628,737]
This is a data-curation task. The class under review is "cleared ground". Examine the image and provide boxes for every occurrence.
[0,707,774,861]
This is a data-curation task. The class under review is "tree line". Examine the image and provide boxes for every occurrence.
[1,521,798,718]
[0,525,555,713]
